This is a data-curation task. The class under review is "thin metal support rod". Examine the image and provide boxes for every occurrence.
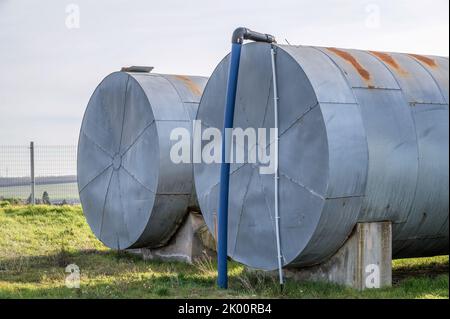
[270,46,284,287]
[30,141,35,205]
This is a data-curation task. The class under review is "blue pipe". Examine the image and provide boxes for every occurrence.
[217,28,276,289]
[218,42,242,289]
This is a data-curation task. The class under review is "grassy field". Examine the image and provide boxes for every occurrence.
[0,204,448,299]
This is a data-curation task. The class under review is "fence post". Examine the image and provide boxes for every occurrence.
[30,141,35,205]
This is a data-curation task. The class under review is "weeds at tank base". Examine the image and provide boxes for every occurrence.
[0,204,448,299]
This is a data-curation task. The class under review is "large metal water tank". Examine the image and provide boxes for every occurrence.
[195,43,449,270]
[78,70,207,249]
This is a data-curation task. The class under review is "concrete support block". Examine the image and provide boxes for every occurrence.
[283,222,392,290]
[127,212,216,264]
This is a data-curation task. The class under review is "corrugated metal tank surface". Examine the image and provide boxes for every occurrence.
[78,71,207,249]
[195,43,449,270]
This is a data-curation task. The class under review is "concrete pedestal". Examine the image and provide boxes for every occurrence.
[282,222,392,290]
[127,212,216,264]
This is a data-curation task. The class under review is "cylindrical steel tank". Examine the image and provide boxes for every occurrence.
[78,71,207,249]
[195,43,449,270]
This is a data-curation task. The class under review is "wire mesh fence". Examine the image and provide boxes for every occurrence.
[0,143,79,204]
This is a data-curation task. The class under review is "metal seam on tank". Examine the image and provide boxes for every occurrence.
[259,47,332,223]
[78,131,114,192]
[238,104,252,128]
[199,163,248,200]
[256,170,275,225]
[159,74,196,120]
[258,71,273,129]
[271,103,327,198]
[261,102,320,153]
[411,102,448,106]
[121,165,156,194]
[274,45,331,130]
[77,72,127,248]
[81,130,114,159]
[117,75,131,154]
[279,171,324,199]
[196,118,247,191]
[325,194,365,200]
[154,119,190,122]
[231,167,255,258]
[119,74,158,158]
[174,75,203,97]
[195,53,230,120]
[311,101,359,105]
[156,192,191,195]
[278,102,319,139]
[369,51,410,76]
[159,74,199,207]
[367,51,421,225]
[160,74,205,102]
[407,54,439,68]
[125,73,158,128]
[407,55,449,105]
[326,48,372,84]
[239,61,272,128]
[197,118,216,130]
[437,215,449,234]
[116,168,128,249]
[193,50,244,127]
[120,120,155,157]
[113,74,130,248]
[290,46,369,264]
[312,46,370,195]
[126,74,192,247]
[201,164,247,205]
[79,163,113,193]
[76,72,120,173]
[256,168,286,263]
[197,118,246,173]
[247,144,260,168]
[160,74,186,101]
[351,87,401,91]
[198,164,246,202]
[99,169,115,240]
[312,47,364,101]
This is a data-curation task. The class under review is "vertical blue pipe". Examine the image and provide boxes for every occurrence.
[218,42,242,289]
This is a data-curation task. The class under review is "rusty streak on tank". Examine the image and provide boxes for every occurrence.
[174,75,202,96]
[327,47,372,85]
[370,51,409,77]
[408,54,438,68]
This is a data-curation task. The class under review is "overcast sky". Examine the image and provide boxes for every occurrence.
[0,0,448,145]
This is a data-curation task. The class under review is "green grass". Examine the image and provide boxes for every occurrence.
[0,204,448,299]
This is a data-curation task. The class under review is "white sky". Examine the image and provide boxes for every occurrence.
[0,0,448,145]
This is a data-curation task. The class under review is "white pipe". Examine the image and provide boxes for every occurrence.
[270,46,284,286]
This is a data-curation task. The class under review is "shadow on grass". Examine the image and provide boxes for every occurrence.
[0,249,222,286]
[392,256,449,284]
[0,276,229,299]
[0,250,448,299]
[1,266,447,299]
